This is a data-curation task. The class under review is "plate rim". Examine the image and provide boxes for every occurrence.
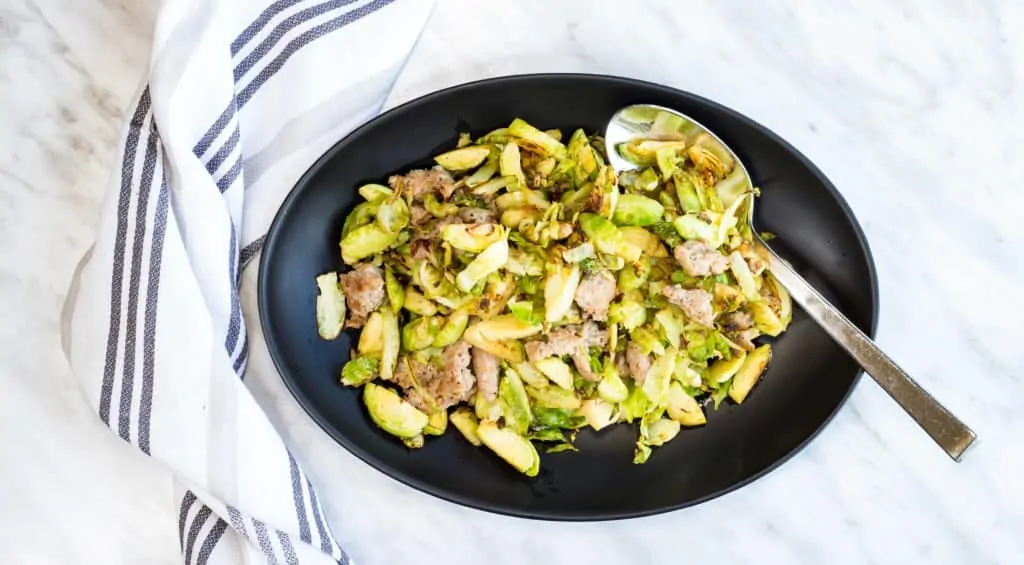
[257,72,881,521]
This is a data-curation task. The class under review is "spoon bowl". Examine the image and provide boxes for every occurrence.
[606,104,977,462]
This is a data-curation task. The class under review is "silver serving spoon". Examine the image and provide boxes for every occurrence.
[605,104,976,462]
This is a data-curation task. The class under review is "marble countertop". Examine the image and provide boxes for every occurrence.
[2,0,1022,563]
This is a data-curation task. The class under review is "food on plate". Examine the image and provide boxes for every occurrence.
[314,116,791,471]
[314,272,346,340]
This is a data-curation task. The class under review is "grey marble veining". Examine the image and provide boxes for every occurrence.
[2,0,1022,563]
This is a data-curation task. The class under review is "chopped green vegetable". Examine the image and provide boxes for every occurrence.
[708,350,747,384]
[631,326,666,356]
[729,250,758,299]
[750,301,784,337]
[479,127,510,144]
[598,361,629,403]
[340,356,378,387]
[475,388,504,421]
[424,410,448,435]
[770,272,793,327]
[619,385,652,423]
[435,145,491,171]
[509,118,568,159]
[617,139,687,167]
[581,399,617,431]
[450,408,482,446]
[499,368,533,435]
[545,442,578,454]
[513,362,550,389]
[689,132,735,176]
[534,357,575,390]
[340,223,397,265]
[654,307,685,349]
[500,141,526,186]
[529,428,566,443]
[651,111,686,136]
[462,315,541,362]
[507,299,542,325]
[376,197,410,234]
[650,221,683,248]
[613,194,664,227]
[323,118,791,470]
[495,188,550,211]
[384,268,405,313]
[711,382,732,410]
[433,309,469,347]
[358,311,384,357]
[609,292,647,331]
[441,223,505,253]
[544,264,581,322]
[402,316,439,351]
[423,193,458,217]
[403,287,437,316]
[379,306,400,382]
[619,226,668,258]
[633,443,653,464]
[314,272,346,340]
[645,418,680,446]
[641,347,677,405]
[341,201,380,240]
[456,236,509,293]
[562,242,596,263]
[579,213,642,262]
[634,167,660,191]
[358,183,393,202]
[729,344,772,403]
[666,382,707,426]
[715,166,749,208]
[656,146,680,180]
[465,152,499,187]
[532,406,584,429]
[472,175,516,197]
[363,383,428,440]
[673,214,722,247]
[685,329,733,364]
[527,385,582,410]
[477,420,540,477]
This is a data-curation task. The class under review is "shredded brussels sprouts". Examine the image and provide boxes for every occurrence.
[319,116,791,474]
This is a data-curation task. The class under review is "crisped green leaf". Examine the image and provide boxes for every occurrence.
[340,356,378,387]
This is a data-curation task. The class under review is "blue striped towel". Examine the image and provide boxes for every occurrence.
[60,1,435,563]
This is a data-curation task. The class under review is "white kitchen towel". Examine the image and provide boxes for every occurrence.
[60,0,436,563]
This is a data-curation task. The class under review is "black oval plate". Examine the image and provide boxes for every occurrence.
[258,74,879,520]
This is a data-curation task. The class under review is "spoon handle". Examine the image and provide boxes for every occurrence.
[759,243,977,461]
